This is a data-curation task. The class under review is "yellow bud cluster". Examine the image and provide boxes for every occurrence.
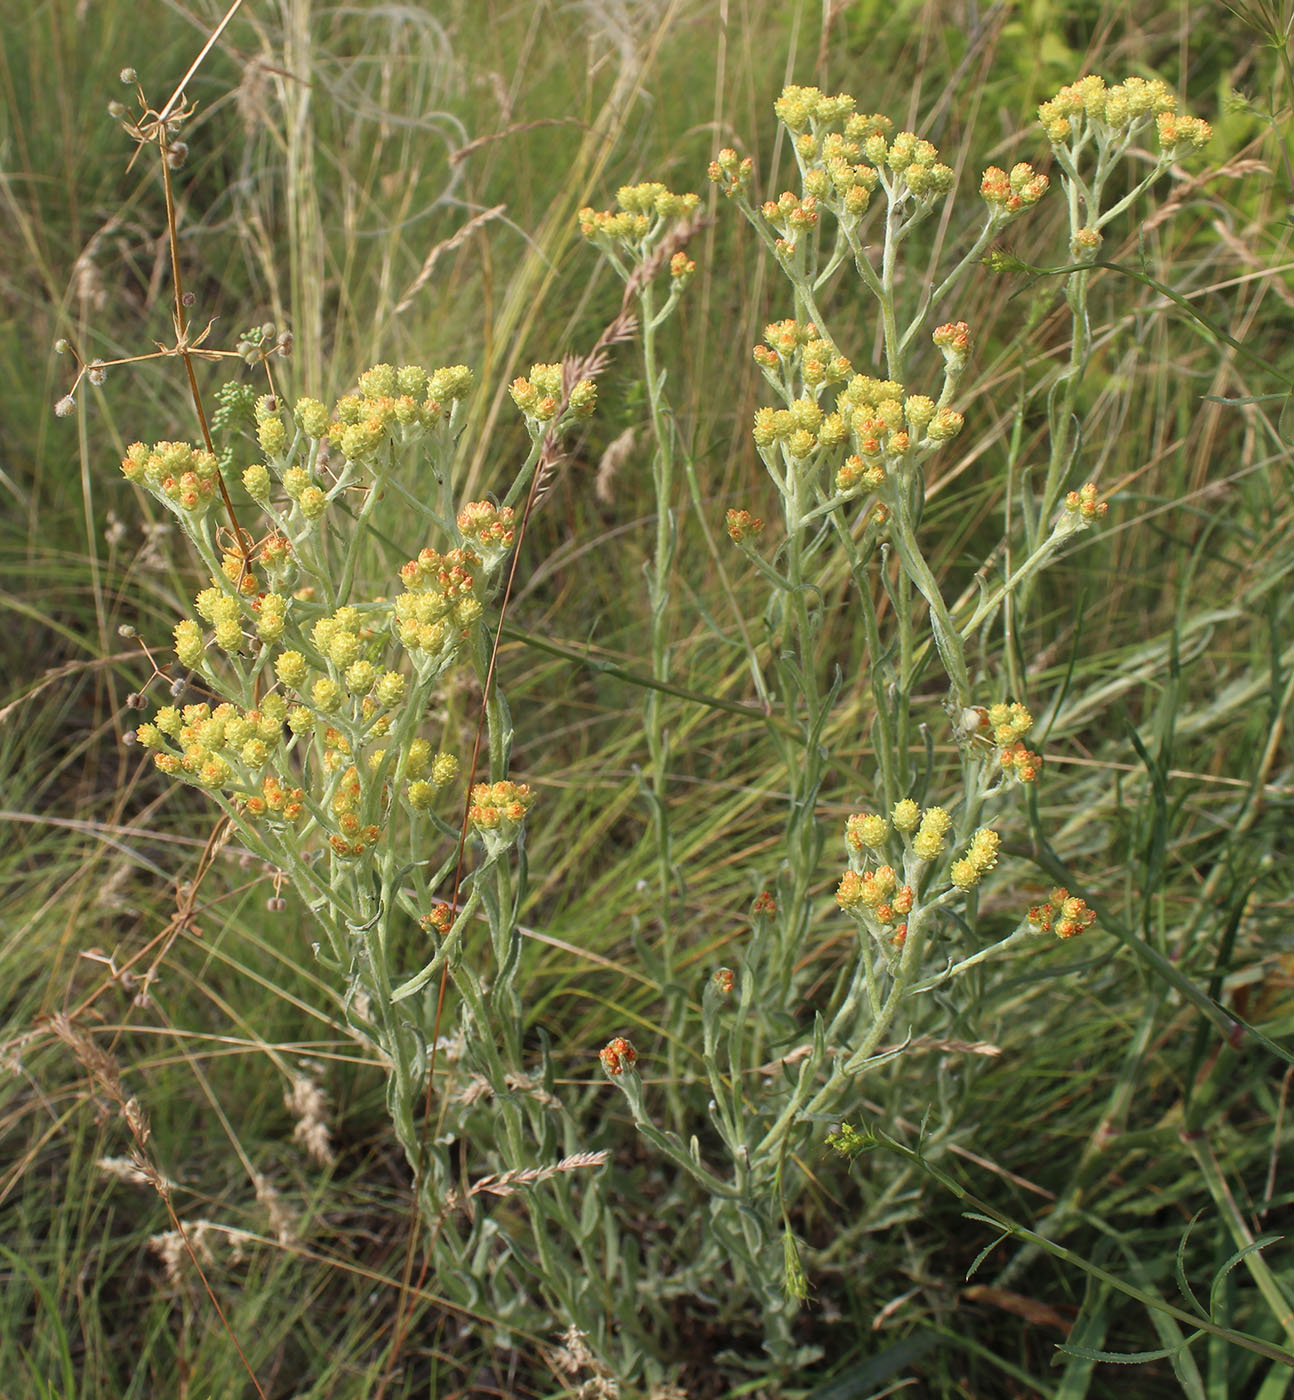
[174,618,204,668]
[242,462,271,501]
[987,701,1032,746]
[403,738,432,779]
[774,84,856,133]
[568,378,598,419]
[256,532,293,577]
[255,592,288,643]
[835,455,885,494]
[578,184,700,248]
[974,701,1042,784]
[836,864,895,911]
[835,866,912,927]
[1155,111,1212,155]
[293,397,330,438]
[137,696,305,818]
[760,191,820,246]
[509,364,563,423]
[1000,741,1043,784]
[932,321,971,364]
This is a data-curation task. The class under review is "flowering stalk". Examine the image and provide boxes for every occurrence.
[578,186,703,1103]
[1029,77,1212,553]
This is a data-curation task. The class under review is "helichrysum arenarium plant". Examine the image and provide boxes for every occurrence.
[577,75,1211,1375]
[84,64,1229,1393]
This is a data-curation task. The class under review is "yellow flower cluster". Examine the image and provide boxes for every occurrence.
[145,560,488,861]
[771,85,871,133]
[394,546,483,657]
[509,363,596,429]
[468,780,534,832]
[577,182,701,244]
[844,812,887,851]
[968,701,1045,785]
[724,508,764,544]
[1064,482,1108,524]
[979,163,1049,218]
[456,501,516,566]
[707,147,754,198]
[911,807,953,862]
[135,697,303,811]
[246,364,473,477]
[1038,75,1210,155]
[760,191,821,252]
[949,829,1001,891]
[743,317,970,504]
[327,363,473,468]
[468,780,536,855]
[753,321,852,388]
[964,702,1044,784]
[1027,887,1097,939]
[120,440,221,516]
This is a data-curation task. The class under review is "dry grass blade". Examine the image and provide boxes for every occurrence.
[393,204,508,316]
[532,307,640,505]
[439,1150,612,1216]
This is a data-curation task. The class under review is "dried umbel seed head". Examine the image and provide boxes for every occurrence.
[599,1036,638,1076]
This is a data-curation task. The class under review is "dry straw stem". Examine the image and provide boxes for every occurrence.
[46,1013,269,1398]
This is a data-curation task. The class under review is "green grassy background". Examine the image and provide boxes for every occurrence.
[3,0,1293,1395]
